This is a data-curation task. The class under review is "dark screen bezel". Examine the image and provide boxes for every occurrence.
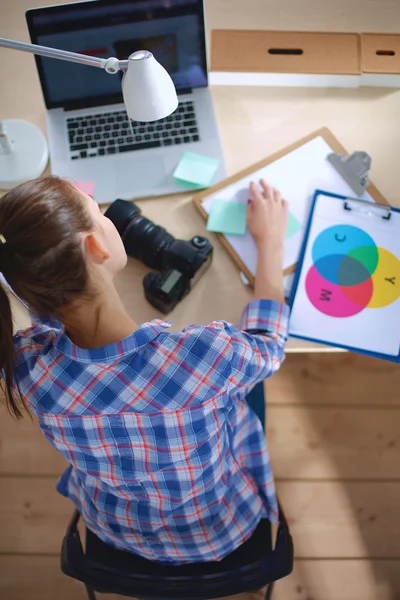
[25,0,208,111]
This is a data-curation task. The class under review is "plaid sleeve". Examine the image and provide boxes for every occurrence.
[240,299,289,339]
[226,299,290,385]
[177,300,289,393]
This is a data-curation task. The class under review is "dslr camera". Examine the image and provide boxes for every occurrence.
[104,199,213,314]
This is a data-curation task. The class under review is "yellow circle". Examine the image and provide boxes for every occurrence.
[367,248,400,309]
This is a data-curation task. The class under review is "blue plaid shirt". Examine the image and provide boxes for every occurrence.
[11,299,289,564]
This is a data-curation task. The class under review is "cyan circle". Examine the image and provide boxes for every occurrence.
[312,225,376,266]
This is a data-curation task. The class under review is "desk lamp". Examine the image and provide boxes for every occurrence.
[0,37,178,189]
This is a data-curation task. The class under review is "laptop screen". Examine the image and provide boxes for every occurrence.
[26,0,208,110]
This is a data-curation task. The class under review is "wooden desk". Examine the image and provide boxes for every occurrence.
[2,5,400,600]
[2,0,400,352]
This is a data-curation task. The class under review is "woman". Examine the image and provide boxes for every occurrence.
[0,176,289,565]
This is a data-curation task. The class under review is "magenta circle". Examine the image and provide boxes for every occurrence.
[305,265,366,318]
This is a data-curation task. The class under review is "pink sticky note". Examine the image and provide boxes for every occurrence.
[73,181,95,197]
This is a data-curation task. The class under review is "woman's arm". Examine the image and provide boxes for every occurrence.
[186,181,290,389]
[173,294,289,396]
[247,181,288,303]
[229,297,289,384]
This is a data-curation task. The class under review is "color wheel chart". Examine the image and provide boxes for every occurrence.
[306,225,400,318]
[289,190,400,359]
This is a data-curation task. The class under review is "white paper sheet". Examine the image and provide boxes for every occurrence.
[201,136,374,273]
[290,193,400,357]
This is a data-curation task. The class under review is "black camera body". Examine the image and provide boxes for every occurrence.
[104,199,213,314]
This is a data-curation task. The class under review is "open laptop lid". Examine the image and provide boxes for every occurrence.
[26,0,208,112]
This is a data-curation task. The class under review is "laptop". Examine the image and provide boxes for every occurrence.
[26,0,226,204]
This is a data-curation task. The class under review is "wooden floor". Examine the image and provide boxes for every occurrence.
[1,353,400,599]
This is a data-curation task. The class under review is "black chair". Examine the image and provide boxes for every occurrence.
[61,506,293,600]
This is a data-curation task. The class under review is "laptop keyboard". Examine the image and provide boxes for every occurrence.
[66,100,200,160]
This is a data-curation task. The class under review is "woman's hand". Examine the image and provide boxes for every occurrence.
[247,180,288,250]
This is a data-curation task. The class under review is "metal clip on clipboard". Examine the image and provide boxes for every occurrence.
[328,150,392,220]
[343,197,392,221]
[327,151,371,197]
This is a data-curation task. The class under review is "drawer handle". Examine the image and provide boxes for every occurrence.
[376,50,395,56]
[268,48,303,55]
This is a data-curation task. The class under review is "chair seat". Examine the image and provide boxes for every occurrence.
[61,511,294,600]
[86,518,272,575]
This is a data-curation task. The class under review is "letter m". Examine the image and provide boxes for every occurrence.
[320,289,332,302]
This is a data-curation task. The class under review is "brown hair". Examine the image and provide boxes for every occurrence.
[0,176,94,418]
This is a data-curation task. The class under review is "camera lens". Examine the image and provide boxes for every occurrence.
[104,199,174,271]
[104,199,140,238]
[124,217,174,270]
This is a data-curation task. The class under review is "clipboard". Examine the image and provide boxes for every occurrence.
[193,127,388,284]
[288,190,400,362]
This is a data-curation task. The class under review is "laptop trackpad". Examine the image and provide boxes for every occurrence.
[115,155,167,196]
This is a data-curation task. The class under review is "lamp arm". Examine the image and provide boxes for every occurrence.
[0,37,129,73]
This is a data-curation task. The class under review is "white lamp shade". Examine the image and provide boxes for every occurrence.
[122,51,178,122]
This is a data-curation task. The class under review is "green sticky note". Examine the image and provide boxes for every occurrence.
[173,152,219,187]
[207,200,247,236]
[286,212,302,239]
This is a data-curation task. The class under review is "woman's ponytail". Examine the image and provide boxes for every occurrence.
[0,175,95,419]
[0,281,26,418]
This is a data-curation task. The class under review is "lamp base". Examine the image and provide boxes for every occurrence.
[0,119,49,190]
